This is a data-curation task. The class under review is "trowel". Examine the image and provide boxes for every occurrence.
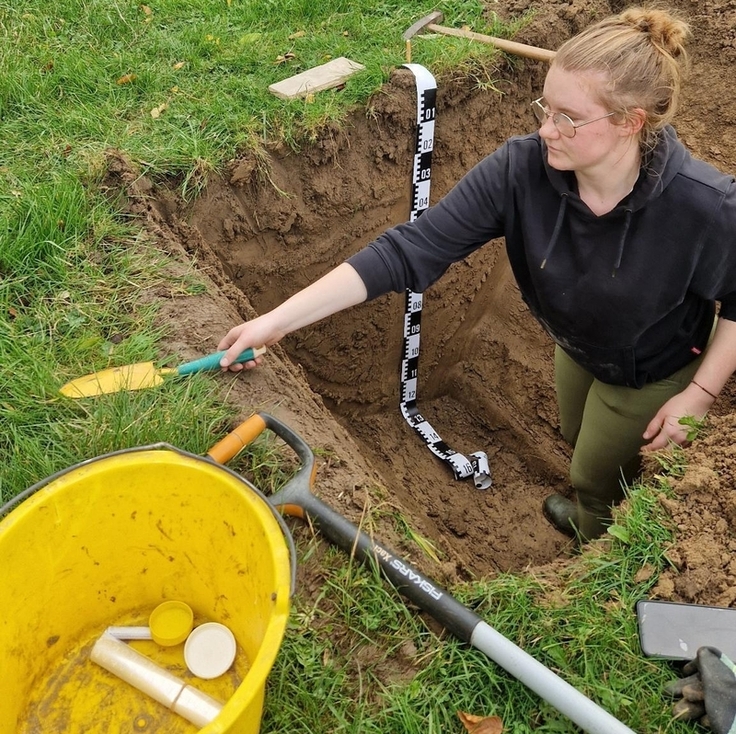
[59,346,266,398]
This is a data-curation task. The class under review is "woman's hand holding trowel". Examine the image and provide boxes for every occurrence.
[217,313,285,372]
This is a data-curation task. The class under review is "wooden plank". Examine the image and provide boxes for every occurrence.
[268,57,366,100]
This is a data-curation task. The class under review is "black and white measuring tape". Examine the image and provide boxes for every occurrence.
[399,64,491,490]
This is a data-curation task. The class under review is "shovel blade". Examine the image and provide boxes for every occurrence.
[59,363,172,397]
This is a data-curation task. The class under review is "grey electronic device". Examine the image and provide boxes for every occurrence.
[637,599,736,661]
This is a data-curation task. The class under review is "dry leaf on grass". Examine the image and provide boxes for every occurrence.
[150,103,168,118]
[274,52,296,65]
[116,73,137,85]
[458,711,504,734]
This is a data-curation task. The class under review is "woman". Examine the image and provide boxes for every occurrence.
[218,8,736,541]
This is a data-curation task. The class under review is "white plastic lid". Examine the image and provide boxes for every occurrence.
[184,622,237,679]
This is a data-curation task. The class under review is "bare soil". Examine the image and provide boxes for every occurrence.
[111,0,736,605]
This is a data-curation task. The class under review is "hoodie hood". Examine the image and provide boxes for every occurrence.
[539,125,689,274]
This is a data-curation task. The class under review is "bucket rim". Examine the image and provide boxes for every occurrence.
[0,443,297,597]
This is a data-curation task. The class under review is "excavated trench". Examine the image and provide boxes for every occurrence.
[174,0,736,587]
[182,63,585,578]
[122,0,736,609]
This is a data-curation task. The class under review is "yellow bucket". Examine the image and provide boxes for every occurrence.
[0,446,293,734]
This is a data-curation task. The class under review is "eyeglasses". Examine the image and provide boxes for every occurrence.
[531,97,615,138]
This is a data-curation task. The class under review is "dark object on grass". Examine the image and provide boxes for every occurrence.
[664,646,736,732]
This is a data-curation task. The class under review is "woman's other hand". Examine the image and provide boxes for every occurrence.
[641,383,714,452]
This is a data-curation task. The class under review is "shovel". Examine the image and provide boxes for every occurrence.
[59,346,267,398]
[207,413,635,734]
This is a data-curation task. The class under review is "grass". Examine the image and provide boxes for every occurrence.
[0,0,700,732]
[1,0,518,190]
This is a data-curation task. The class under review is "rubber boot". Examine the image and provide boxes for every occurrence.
[543,494,611,541]
[575,504,611,542]
[542,494,577,537]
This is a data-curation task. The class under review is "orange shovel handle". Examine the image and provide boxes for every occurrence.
[206,414,268,464]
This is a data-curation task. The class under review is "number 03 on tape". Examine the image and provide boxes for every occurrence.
[399,64,492,490]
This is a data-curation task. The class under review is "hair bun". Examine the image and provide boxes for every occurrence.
[621,8,690,57]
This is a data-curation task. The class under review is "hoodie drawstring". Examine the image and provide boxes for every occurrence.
[540,195,634,275]
[540,193,568,269]
[612,208,633,276]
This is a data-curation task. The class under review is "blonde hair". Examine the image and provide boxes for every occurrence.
[553,7,690,150]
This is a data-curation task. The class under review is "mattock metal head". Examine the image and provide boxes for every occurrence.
[403,11,444,41]
[403,10,444,62]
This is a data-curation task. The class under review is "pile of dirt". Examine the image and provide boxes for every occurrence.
[117,0,736,602]
[651,412,736,607]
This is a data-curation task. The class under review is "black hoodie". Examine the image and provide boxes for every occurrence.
[348,126,736,388]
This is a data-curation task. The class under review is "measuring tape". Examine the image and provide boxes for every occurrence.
[399,64,491,490]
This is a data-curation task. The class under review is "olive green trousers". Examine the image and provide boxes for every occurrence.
[554,345,705,539]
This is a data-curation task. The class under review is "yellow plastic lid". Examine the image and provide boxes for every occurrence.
[149,600,194,646]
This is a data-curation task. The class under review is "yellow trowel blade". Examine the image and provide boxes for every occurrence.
[59,363,178,398]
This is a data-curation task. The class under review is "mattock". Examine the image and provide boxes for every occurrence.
[403,10,556,64]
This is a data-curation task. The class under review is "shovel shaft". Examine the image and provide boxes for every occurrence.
[470,622,635,734]
[285,498,635,732]
[276,488,480,642]
[223,413,635,733]
[272,483,635,733]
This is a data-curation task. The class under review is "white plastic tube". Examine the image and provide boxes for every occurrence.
[106,626,153,640]
[471,621,635,734]
[90,632,223,728]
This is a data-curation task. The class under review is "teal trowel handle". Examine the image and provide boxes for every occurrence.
[176,346,267,375]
